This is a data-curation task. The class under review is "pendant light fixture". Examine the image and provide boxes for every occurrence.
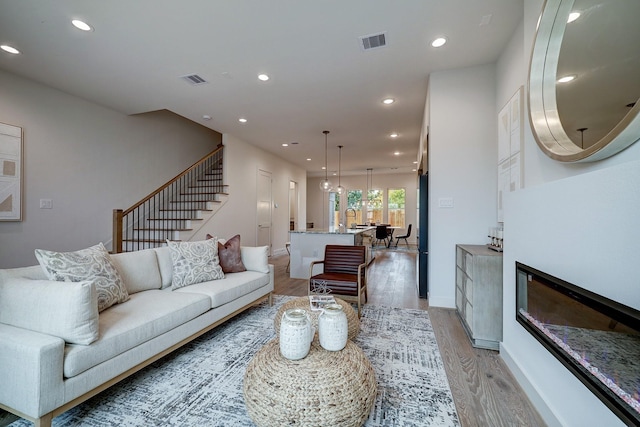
[336,145,345,195]
[319,130,333,192]
[362,168,372,206]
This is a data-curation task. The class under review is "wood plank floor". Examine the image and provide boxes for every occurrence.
[273,247,547,427]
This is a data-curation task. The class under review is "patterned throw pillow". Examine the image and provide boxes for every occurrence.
[35,243,129,312]
[207,234,246,273]
[167,238,224,289]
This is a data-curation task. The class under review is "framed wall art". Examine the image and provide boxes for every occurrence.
[0,122,23,221]
[497,86,523,222]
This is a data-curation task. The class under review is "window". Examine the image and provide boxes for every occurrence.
[346,190,363,224]
[332,192,341,227]
[366,189,383,224]
[388,188,405,227]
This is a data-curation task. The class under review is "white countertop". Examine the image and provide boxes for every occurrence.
[290,226,374,235]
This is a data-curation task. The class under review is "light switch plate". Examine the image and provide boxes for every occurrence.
[438,197,454,208]
[39,199,53,209]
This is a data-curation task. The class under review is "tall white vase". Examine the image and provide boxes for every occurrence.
[279,308,314,360]
[318,303,348,351]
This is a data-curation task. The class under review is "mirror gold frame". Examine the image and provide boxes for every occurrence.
[528,0,640,162]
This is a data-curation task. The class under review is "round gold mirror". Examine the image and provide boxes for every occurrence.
[528,0,640,162]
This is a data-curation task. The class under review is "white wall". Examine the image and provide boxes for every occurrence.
[194,133,307,255]
[427,64,498,308]
[0,70,307,268]
[496,1,640,425]
[0,70,220,268]
[307,172,417,243]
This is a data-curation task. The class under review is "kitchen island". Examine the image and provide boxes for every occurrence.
[288,226,374,279]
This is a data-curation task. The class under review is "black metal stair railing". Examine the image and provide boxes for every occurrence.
[112,144,225,253]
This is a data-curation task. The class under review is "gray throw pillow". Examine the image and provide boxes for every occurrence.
[35,242,129,312]
[167,238,224,289]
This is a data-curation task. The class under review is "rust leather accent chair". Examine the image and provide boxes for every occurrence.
[308,245,368,317]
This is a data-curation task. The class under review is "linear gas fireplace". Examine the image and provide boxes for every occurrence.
[516,262,640,426]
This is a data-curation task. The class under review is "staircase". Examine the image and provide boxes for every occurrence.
[112,145,227,253]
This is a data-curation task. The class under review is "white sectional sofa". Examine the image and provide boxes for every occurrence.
[0,243,274,427]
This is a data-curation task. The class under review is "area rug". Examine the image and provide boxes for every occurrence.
[8,296,459,427]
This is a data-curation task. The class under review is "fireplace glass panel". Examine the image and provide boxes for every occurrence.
[516,262,640,425]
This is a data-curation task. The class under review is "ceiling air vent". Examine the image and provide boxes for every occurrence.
[180,74,208,85]
[359,32,387,51]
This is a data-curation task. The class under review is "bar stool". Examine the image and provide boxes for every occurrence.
[285,242,291,272]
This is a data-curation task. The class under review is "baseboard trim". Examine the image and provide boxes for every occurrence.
[500,341,562,427]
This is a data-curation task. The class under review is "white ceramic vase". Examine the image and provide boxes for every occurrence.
[279,308,314,360]
[318,303,348,351]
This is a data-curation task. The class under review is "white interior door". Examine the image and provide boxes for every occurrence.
[289,180,298,231]
[257,169,272,254]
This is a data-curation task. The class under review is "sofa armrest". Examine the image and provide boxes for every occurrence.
[0,323,65,419]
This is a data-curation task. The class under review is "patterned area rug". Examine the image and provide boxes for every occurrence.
[9,296,459,427]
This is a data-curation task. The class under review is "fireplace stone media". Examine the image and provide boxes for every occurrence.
[516,262,640,426]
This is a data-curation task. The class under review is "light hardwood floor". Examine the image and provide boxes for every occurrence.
[272,246,547,427]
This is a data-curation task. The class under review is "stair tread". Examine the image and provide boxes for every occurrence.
[147,218,203,221]
[133,227,193,231]
[170,200,221,204]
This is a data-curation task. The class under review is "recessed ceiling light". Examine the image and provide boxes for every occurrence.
[202,115,211,120]
[431,37,447,48]
[557,74,577,83]
[238,118,247,123]
[390,133,399,138]
[394,151,400,156]
[382,98,395,105]
[1,45,20,54]
[412,169,417,172]
[332,172,337,176]
[567,12,580,23]
[413,161,418,164]
[258,74,269,81]
[282,143,289,147]
[322,166,326,170]
[306,158,312,161]
[72,19,93,31]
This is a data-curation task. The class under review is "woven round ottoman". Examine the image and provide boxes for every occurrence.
[243,339,377,427]
[273,296,360,340]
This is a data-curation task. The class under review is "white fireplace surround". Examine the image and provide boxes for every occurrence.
[502,159,640,426]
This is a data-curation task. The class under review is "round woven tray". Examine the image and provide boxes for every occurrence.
[273,296,360,340]
[243,339,377,427]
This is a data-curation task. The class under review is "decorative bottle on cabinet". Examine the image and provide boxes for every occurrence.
[455,244,503,350]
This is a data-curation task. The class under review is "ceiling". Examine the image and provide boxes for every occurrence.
[0,0,523,177]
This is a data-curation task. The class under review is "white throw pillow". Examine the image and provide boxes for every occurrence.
[167,238,224,289]
[35,243,129,312]
[0,278,99,345]
[241,246,270,273]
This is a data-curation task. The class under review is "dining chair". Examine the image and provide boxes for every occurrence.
[373,225,389,247]
[394,224,412,247]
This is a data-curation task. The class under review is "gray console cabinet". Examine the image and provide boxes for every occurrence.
[455,244,503,350]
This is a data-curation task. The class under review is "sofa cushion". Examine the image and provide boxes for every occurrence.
[111,248,162,294]
[167,239,224,289]
[240,246,269,274]
[0,265,47,282]
[63,289,210,378]
[154,246,173,289]
[35,243,129,312]
[174,270,270,309]
[216,234,246,273]
[0,278,99,345]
